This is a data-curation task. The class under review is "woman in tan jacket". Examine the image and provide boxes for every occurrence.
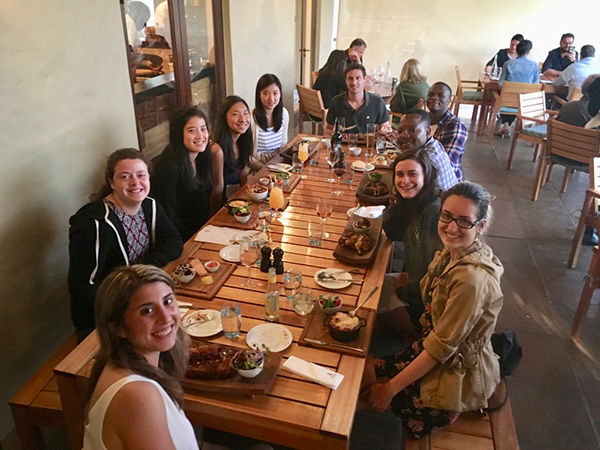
[363,181,504,438]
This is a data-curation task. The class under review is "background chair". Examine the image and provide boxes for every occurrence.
[569,158,600,267]
[389,98,425,124]
[454,66,483,125]
[506,91,556,170]
[296,83,327,134]
[570,245,600,340]
[487,81,542,142]
[553,85,583,107]
[532,120,600,201]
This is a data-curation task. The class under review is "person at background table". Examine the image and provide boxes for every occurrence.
[389,58,429,125]
[363,182,504,438]
[496,39,539,136]
[379,150,443,340]
[326,37,367,67]
[553,45,600,100]
[484,34,524,73]
[585,76,600,129]
[427,82,467,181]
[542,33,579,80]
[313,50,348,109]
[152,106,212,242]
[68,149,183,341]
[394,109,458,190]
[251,73,289,166]
[557,73,600,127]
[210,96,252,214]
[325,63,391,134]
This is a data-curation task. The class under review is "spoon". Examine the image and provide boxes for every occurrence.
[349,286,379,317]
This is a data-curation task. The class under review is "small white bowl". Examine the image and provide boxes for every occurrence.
[236,362,264,379]
[204,260,220,273]
[246,186,268,202]
[234,214,252,223]
[259,177,271,186]
[173,264,196,284]
[348,146,362,157]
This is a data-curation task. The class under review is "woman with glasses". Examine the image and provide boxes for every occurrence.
[379,150,443,339]
[363,181,504,438]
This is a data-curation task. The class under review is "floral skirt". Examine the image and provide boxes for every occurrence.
[373,340,460,438]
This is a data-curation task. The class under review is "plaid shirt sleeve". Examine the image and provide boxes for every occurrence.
[434,112,467,182]
[425,139,459,190]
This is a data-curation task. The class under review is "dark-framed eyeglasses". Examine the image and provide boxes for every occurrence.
[438,212,483,229]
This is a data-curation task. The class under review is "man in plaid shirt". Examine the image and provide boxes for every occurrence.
[427,82,467,181]
[394,109,458,190]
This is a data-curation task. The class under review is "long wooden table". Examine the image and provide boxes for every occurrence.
[54,135,392,450]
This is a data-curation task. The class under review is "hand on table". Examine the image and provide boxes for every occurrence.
[368,381,396,412]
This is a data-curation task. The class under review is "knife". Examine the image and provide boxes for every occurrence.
[303,338,364,353]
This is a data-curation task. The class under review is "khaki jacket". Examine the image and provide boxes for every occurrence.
[419,240,504,411]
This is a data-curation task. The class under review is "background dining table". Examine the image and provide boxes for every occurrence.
[54,135,392,450]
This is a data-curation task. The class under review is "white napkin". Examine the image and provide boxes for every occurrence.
[355,205,385,218]
[194,225,243,245]
[282,356,344,390]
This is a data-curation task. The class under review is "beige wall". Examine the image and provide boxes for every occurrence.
[338,0,600,88]
[225,0,299,140]
[0,0,138,438]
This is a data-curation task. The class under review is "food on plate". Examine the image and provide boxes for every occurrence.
[362,181,389,197]
[373,155,388,166]
[186,343,236,380]
[204,260,220,273]
[353,218,371,230]
[231,204,251,217]
[338,232,373,255]
[228,199,249,209]
[329,311,361,331]
[275,171,291,184]
[201,275,214,285]
[246,184,268,194]
[230,346,270,378]
[189,258,207,276]
[352,160,367,170]
[318,295,343,314]
[173,264,196,283]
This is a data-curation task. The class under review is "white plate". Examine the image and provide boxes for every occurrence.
[232,231,268,244]
[268,163,292,172]
[219,244,241,262]
[352,162,375,172]
[303,136,320,142]
[347,206,359,217]
[314,268,352,289]
[182,309,223,337]
[246,323,293,353]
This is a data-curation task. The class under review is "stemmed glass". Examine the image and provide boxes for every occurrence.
[239,239,259,287]
[332,158,346,196]
[297,142,309,179]
[316,197,332,238]
[326,149,339,183]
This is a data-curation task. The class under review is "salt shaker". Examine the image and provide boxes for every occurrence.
[260,246,272,273]
[272,247,284,274]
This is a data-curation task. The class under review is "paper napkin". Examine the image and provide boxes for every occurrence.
[355,205,385,218]
[194,225,243,245]
[282,356,344,390]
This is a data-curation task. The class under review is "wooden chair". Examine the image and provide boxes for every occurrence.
[553,85,583,107]
[454,66,483,125]
[570,245,600,340]
[506,91,557,169]
[532,120,600,201]
[487,81,543,142]
[311,70,319,85]
[568,158,600,268]
[296,83,327,134]
[389,98,425,122]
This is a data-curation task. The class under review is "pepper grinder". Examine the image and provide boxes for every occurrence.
[260,246,272,273]
[272,247,284,274]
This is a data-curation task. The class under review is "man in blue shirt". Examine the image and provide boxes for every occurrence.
[542,33,579,80]
[554,45,600,99]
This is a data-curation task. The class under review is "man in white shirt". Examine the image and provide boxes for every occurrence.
[154,0,172,49]
[554,45,600,99]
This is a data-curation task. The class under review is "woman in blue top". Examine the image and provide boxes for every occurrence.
[252,74,289,164]
[497,39,539,135]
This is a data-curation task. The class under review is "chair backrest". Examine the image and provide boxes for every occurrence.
[570,86,583,101]
[548,118,600,164]
[311,70,319,85]
[296,83,326,122]
[499,81,543,108]
[518,91,547,126]
[591,157,600,210]
[455,66,464,98]
[448,94,456,112]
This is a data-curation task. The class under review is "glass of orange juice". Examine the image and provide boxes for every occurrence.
[269,186,285,218]
[298,141,309,179]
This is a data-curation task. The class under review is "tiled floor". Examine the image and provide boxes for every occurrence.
[461,112,600,449]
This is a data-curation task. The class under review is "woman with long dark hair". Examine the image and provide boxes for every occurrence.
[152,106,213,241]
[252,74,289,163]
[379,149,443,336]
[210,96,252,212]
[313,50,348,108]
[68,149,182,341]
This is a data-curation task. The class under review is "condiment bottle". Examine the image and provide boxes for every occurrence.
[272,247,284,274]
[265,267,280,321]
[260,246,272,273]
[331,121,343,155]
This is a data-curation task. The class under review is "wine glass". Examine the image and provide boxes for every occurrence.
[376,65,385,83]
[332,158,346,196]
[239,239,259,287]
[326,149,339,183]
[316,197,332,238]
[297,141,309,179]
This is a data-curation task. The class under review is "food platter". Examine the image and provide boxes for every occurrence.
[355,170,393,206]
[332,214,382,266]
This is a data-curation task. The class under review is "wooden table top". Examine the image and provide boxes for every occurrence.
[54,135,392,450]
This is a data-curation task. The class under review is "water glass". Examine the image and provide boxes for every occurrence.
[292,287,314,316]
[376,137,386,155]
[308,221,323,246]
[343,169,354,185]
[292,153,302,174]
[348,133,358,148]
[221,302,241,338]
[283,268,302,301]
[258,204,271,231]
[309,143,320,166]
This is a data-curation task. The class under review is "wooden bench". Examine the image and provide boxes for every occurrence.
[405,400,519,449]
[9,333,78,450]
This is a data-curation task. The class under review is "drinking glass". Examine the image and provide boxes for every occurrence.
[283,268,302,301]
[376,137,386,155]
[269,185,285,218]
[292,287,314,316]
[298,141,309,178]
[309,142,320,166]
[292,153,302,174]
[343,169,354,187]
[258,204,271,231]
[326,149,339,183]
[308,220,323,246]
[348,133,358,150]
[239,240,259,287]
[365,124,376,158]
[316,197,332,238]
[332,158,346,196]
[334,116,346,133]
[221,302,242,339]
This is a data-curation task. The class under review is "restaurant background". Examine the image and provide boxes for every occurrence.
[0,0,597,443]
